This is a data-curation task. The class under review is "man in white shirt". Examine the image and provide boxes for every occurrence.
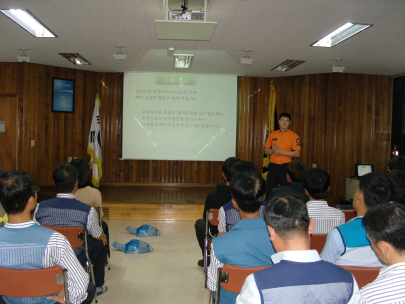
[236,194,361,304]
[0,170,95,304]
[304,168,345,234]
[360,203,405,303]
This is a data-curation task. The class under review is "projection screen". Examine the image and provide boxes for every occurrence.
[122,72,238,161]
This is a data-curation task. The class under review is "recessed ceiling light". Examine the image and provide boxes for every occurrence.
[271,60,305,72]
[59,53,91,65]
[173,54,194,68]
[311,22,372,48]
[0,9,56,38]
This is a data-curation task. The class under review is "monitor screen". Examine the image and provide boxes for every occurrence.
[355,164,374,177]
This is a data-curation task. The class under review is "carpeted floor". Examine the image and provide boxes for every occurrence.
[98,219,210,304]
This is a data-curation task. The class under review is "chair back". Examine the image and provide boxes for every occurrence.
[208,209,219,226]
[44,226,85,249]
[310,234,328,253]
[219,264,271,294]
[0,266,69,303]
[343,210,357,222]
[340,266,382,289]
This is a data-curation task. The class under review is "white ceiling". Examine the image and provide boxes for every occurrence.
[1,0,404,77]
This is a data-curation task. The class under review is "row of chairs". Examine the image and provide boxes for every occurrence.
[0,205,106,303]
[204,208,380,303]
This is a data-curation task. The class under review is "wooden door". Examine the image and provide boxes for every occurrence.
[0,94,18,171]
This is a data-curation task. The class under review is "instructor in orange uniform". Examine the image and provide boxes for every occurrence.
[264,112,301,197]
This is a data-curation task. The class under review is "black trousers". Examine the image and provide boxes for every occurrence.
[0,281,96,304]
[195,219,206,257]
[266,163,289,198]
[101,220,110,257]
[88,238,109,287]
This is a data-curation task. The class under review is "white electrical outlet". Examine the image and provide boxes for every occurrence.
[312,164,317,168]
[31,140,35,147]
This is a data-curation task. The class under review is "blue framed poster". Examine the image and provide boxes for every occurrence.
[52,78,75,113]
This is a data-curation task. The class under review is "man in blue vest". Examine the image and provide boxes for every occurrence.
[236,194,361,304]
[207,171,275,304]
[0,170,95,304]
[321,172,392,267]
[34,164,108,295]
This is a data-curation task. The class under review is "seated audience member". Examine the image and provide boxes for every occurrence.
[267,160,309,203]
[70,158,110,256]
[34,164,108,296]
[388,155,405,172]
[208,171,275,304]
[218,161,264,233]
[387,169,405,205]
[194,156,240,267]
[360,203,405,303]
[321,173,392,267]
[236,194,360,304]
[0,170,95,304]
[304,168,345,234]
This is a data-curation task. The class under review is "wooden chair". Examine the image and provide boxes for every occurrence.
[212,264,271,304]
[343,209,357,222]
[310,234,328,254]
[204,208,220,288]
[0,266,69,304]
[44,226,98,303]
[340,266,382,289]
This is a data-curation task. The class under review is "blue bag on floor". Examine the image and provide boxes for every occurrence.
[126,225,161,236]
[112,239,153,254]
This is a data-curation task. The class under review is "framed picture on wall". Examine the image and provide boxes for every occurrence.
[52,77,75,113]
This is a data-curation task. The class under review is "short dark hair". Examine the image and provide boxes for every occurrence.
[359,173,392,208]
[388,155,405,172]
[0,168,4,176]
[70,158,92,189]
[230,171,266,213]
[229,160,258,183]
[0,170,35,215]
[264,194,309,240]
[287,160,306,183]
[363,203,405,252]
[53,164,78,193]
[303,168,330,200]
[387,170,405,205]
[222,157,240,182]
[279,113,291,121]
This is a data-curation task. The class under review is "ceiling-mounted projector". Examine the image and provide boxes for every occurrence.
[169,10,204,21]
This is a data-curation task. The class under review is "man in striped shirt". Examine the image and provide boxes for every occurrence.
[303,168,345,234]
[0,170,95,304]
[360,203,405,303]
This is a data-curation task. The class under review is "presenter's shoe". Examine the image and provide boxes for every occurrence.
[96,286,108,296]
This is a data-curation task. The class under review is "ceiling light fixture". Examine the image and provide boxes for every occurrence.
[17,48,30,62]
[0,9,56,38]
[240,49,254,65]
[332,58,345,73]
[271,60,305,72]
[311,22,372,48]
[167,47,176,57]
[173,54,194,68]
[113,45,127,59]
[59,53,91,65]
